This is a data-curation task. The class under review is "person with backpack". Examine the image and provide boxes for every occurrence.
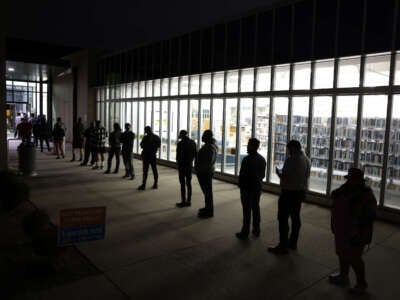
[329,167,377,296]
[175,130,197,208]
[52,117,66,159]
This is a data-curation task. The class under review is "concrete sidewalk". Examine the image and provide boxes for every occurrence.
[18,147,400,299]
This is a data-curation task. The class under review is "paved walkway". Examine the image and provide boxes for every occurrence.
[11,143,400,299]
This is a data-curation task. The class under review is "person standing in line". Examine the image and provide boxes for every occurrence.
[329,167,377,296]
[31,114,40,148]
[14,117,32,143]
[120,123,136,179]
[268,139,311,254]
[236,138,267,240]
[38,115,51,152]
[80,121,95,166]
[104,123,122,174]
[92,120,107,169]
[52,117,66,159]
[175,130,197,208]
[71,117,85,162]
[137,126,160,190]
[195,130,218,218]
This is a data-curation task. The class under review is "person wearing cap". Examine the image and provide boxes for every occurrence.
[137,126,161,190]
[120,123,136,179]
[195,130,218,218]
[235,138,266,240]
[268,139,311,254]
[176,130,197,207]
[329,167,377,296]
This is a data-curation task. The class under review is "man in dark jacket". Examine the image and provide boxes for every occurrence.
[138,126,161,190]
[176,130,197,207]
[80,122,95,166]
[236,138,266,240]
[120,123,136,179]
[105,123,122,174]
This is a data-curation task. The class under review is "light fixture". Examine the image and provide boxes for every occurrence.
[8,67,15,72]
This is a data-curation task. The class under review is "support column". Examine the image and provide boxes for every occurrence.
[0,1,7,171]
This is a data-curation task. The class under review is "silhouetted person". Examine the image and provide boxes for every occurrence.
[195,130,217,218]
[268,140,311,254]
[71,117,85,162]
[176,130,197,208]
[15,117,32,143]
[120,123,136,179]
[92,120,107,169]
[236,138,266,240]
[31,114,40,147]
[80,122,95,166]
[52,117,66,159]
[105,123,122,174]
[38,115,51,152]
[329,167,377,296]
[138,126,160,190]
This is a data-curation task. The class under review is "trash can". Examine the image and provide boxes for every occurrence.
[18,141,36,175]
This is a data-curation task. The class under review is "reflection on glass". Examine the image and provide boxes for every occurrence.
[145,101,152,127]
[212,99,224,171]
[200,99,211,132]
[162,79,169,96]
[171,77,179,96]
[154,79,161,97]
[132,102,138,153]
[314,59,334,89]
[309,96,332,193]
[293,63,311,90]
[179,100,188,132]
[190,75,200,94]
[224,98,238,174]
[291,97,309,152]
[331,96,358,191]
[240,68,254,92]
[274,64,290,91]
[255,97,270,181]
[169,101,178,161]
[213,72,224,94]
[256,67,271,91]
[270,97,288,183]
[360,95,387,199]
[239,98,253,173]
[153,101,160,137]
[338,56,361,88]
[226,70,239,93]
[386,96,400,208]
[189,100,199,144]
[201,73,212,94]
[146,81,153,97]
[180,76,189,95]
[161,101,169,159]
[364,54,390,87]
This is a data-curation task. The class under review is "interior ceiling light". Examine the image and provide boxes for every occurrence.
[8,67,15,72]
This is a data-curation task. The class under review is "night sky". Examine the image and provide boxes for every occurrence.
[4,0,283,49]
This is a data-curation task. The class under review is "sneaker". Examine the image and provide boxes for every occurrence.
[235,232,249,240]
[56,156,60,159]
[176,202,186,208]
[329,273,350,286]
[130,175,135,180]
[268,245,289,255]
[137,184,146,190]
[288,243,297,250]
[122,174,129,178]
[104,170,111,174]
[92,165,99,170]
[252,229,260,238]
[152,183,158,189]
[70,158,75,162]
[348,283,367,296]
[79,162,87,166]
[198,210,213,218]
[113,170,119,174]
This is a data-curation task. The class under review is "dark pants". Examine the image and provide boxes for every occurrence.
[82,142,92,165]
[33,134,39,147]
[240,189,261,234]
[107,147,121,172]
[142,158,158,185]
[178,165,193,203]
[339,253,366,285]
[278,190,305,248]
[122,151,134,177]
[197,172,214,212]
[39,136,50,152]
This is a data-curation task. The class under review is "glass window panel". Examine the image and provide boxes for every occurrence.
[120,84,126,99]
[240,68,254,92]
[274,64,290,91]
[201,73,212,94]
[256,67,271,92]
[395,53,400,85]
[190,75,200,95]
[42,83,48,93]
[132,102,138,153]
[291,97,309,152]
[126,102,132,126]
[213,72,224,94]
[212,98,224,171]
[314,59,334,89]
[309,96,332,193]
[161,101,169,159]
[145,101,152,126]
[120,102,126,128]
[338,56,361,88]
[293,62,311,90]
[139,81,145,97]
[97,102,101,122]
[331,96,358,191]
[146,81,153,97]
[255,97,270,181]
[133,82,139,98]
[161,79,169,96]
[179,100,188,132]
[270,97,289,183]
[386,96,400,208]
[139,101,145,151]
[360,95,388,200]
[364,53,390,87]
[153,101,161,137]
[180,76,189,95]
[169,100,178,161]
[189,100,199,145]
[126,84,132,98]
[239,98,253,172]
[154,79,161,97]
[105,102,110,134]
[224,98,238,175]
[200,99,211,132]
[171,77,179,96]
[42,93,47,118]
[115,86,121,99]
[226,70,239,93]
